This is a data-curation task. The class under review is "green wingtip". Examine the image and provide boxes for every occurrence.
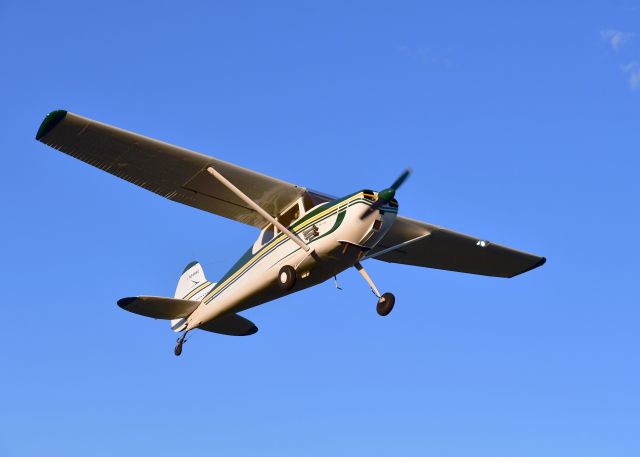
[35,109,67,140]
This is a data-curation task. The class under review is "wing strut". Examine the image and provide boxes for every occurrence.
[363,233,431,260]
[206,167,310,252]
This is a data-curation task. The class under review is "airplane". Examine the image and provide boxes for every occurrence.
[36,110,546,356]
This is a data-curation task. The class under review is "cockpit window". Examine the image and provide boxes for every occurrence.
[278,205,300,229]
[302,194,316,211]
[261,224,274,245]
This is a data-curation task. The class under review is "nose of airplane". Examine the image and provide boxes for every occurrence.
[361,168,411,220]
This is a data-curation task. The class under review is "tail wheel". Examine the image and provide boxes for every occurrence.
[376,292,395,316]
[174,333,187,356]
[277,265,297,290]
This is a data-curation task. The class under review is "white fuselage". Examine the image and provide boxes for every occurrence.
[184,191,397,331]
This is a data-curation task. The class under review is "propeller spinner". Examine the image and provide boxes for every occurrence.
[360,168,412,219]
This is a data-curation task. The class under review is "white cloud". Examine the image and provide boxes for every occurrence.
[622,62,640,90]
[601,29,634,50]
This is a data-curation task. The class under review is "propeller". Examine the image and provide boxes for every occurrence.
[360,168,412,220]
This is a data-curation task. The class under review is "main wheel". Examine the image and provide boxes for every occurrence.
[277,265,297,290]
[376,292,395,316]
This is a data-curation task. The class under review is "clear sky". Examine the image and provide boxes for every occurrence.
[1,1,639,456]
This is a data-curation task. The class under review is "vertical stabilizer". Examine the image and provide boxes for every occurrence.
[175,261,207,298]
[172,261,216,332]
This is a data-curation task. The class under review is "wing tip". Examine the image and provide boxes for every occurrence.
[510,256,547,278]
[35,109,67,141]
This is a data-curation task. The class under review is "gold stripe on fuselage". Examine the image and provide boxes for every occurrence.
[182,281,212,300]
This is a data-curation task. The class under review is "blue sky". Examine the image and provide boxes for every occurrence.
[1,1,639,455]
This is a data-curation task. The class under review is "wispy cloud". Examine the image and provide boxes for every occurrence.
[601,29,634,50]
[622,62,640,90]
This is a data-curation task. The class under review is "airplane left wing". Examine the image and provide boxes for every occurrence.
[368,216,545,278]
[36,110,307,227]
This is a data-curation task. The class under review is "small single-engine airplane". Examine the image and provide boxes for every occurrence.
[36,110,545,356]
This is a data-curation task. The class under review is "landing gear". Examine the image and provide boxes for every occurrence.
[277,265,297,290]
[376,292,395,316]
[174,332,188,356]
[354,261,396,316]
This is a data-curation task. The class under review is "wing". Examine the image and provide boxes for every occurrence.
[36,110,307,227]
[368,216,545,278]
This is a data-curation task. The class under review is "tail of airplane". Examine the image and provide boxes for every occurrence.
[117,260,258,338]
[117,261,214,332]
[174,261,209,299]
[171,261,215,332]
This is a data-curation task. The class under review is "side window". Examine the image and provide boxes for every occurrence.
[302,195,316,212]
[261,224,274,245]
[278,205,300,229]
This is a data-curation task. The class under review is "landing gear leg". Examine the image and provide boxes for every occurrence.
[354,261,395,316]
[174,332,188,356]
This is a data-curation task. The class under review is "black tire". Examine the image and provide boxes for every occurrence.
[376,292,395,316]
[277,265,297,291]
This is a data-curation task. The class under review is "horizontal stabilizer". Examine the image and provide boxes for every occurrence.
[199,313,258,336]
[117,296,200,320]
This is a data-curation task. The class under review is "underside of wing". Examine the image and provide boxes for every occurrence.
[369,216,545,278]
[117,296,200,320]
[36,110,308,227]
[199,313,258,336]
